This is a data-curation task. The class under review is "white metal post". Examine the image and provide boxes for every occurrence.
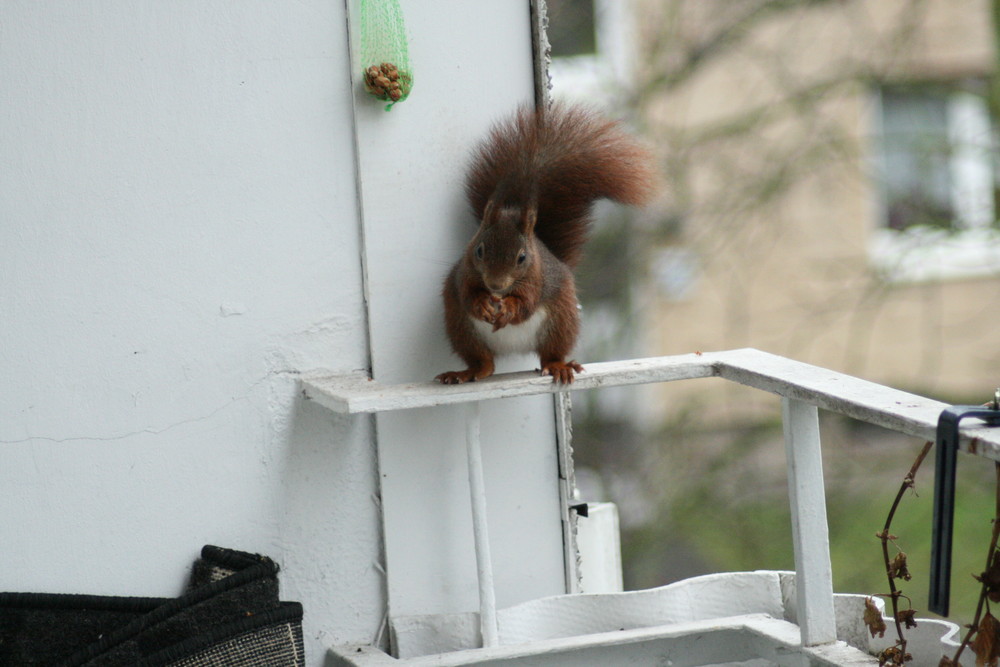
[465,401,499,647]
[782,397,837,646]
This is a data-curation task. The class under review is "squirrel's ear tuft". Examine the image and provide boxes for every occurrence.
[481,197,498,227]
[520,204,537,236]
[519,182,539,235]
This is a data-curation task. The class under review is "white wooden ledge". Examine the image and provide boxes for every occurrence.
[301,355,714,414]
[301,348,1000,460]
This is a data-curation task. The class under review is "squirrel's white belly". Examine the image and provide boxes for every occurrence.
[471,307,548,355]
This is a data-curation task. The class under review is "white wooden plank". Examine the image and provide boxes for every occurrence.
[715,348,1000,460]
[302,348,1000,460]
[782,399,836,646]
[331,613,876,666]
[300,354,718,413]
[715,349,946,439]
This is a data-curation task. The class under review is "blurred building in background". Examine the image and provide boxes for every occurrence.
[635,0,1000,418]
[558,0,1000,416]
[549,0,1000,601]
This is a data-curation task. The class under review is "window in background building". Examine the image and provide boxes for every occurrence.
[871,82,1000,282]
[547,0,597,58]
[547,0,633,104]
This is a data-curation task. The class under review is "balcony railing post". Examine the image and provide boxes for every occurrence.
[466,401,499,648]
[782,397,837,646]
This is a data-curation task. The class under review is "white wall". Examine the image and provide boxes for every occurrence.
[0,1,382,661]
[1,1,566,662]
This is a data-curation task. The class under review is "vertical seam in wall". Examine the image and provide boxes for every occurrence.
[531,0,577,595]
[342,0,390,650]
[344,0,375,377]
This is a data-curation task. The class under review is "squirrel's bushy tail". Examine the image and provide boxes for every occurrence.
[465,103,658,268]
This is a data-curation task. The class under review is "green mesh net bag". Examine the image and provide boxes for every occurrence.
[359,0,413,109]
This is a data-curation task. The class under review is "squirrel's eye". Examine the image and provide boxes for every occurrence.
[517,250,527,265]
[475,243,484,259]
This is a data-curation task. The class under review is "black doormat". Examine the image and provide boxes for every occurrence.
[0,545,305,666]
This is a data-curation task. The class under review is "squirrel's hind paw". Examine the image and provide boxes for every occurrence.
[540,360,584,384]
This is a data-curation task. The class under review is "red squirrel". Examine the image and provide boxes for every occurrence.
[435,103,657,385]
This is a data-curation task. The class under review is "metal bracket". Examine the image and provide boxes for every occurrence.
[929,398,1000,616]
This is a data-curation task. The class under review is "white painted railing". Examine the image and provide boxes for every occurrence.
[304,349,1000,664]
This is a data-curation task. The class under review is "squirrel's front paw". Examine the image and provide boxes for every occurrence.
[491,303,514,331]
[540,360,584,384]
[435,363,496,384]
[490,296,522,331]
[472,295,499,324]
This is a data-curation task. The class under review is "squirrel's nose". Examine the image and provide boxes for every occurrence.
[485,277,512,293]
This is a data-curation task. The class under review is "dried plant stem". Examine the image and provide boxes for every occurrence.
[878,440,933,660]
[951,461,1000,665]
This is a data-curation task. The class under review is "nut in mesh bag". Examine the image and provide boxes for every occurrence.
[364,62,411,103]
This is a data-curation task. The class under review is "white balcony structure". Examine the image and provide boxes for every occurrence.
[303,349,996,665]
